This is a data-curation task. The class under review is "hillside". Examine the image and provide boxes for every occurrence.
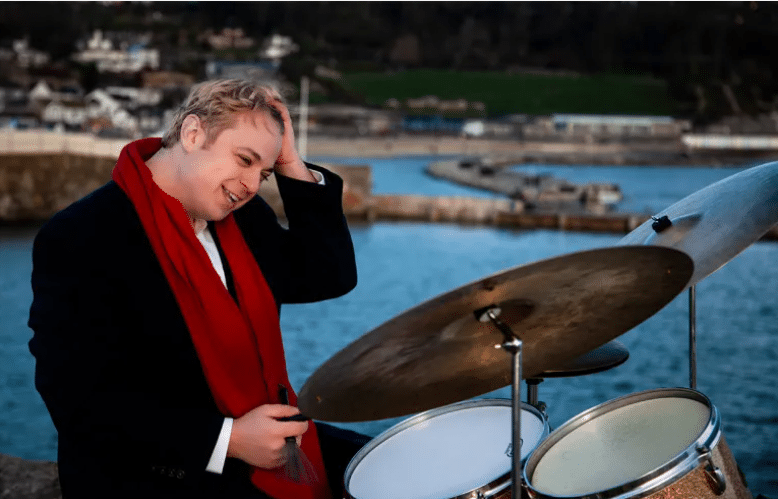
[337,69,676,117]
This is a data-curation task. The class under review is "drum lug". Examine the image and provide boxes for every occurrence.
[697,446,727,495]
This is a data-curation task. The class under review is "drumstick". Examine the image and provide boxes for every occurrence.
[278,385,319,484]
[276,413,311,422]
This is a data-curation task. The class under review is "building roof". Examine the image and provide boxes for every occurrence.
[552,114,675,126]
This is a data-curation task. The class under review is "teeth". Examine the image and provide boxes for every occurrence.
[224,187,239,203]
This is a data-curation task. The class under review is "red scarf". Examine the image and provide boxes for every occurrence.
[112,138,331,499]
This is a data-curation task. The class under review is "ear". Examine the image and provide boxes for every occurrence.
[180,114,205,153]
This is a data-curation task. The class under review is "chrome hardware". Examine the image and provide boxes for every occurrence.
[697,446,727,495]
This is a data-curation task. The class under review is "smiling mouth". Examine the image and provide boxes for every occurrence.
[223,186,240,204]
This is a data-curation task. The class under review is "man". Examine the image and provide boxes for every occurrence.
[28,79,364,498]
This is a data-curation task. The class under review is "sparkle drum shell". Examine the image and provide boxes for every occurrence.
[344,399,549,499]
[523,388,751,499]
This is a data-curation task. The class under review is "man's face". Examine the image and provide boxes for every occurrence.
[179,111,282,221]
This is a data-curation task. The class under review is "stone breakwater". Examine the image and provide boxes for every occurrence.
[0,454,60,499]
[0,149,655,236]
[2,149,777,241]
[0,151,374,224]
[0,153,115,222]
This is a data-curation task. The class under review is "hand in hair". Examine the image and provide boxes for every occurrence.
[267,96,318,183]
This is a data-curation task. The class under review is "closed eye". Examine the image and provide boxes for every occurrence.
[261,170,275,182]
[237,154,252,166]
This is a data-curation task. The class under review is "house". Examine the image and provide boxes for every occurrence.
[205,60,279,83]
[85,89,138,134]
[11,39,50,68]
[523,114,692,141]
[0,82,28,111]
[73,30,160,73]
[0,82,39,129]
[259,35,298,61]
[103,86,162,109]
[461,119,518,138]
[41,100,89,131]
[303,104,400,137]
[402,95,486,116]
[205,28,256,50]
[131,105,167,136]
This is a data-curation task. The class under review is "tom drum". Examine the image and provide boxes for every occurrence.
[344,399,549,499]
[523,388,751,499]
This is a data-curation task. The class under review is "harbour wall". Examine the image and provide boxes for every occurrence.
[1,130,777,240]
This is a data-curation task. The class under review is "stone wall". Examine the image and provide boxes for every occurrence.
[0,151,372,223]
[0,153,116,221]
[368,194,518,225]
[0,454,60,499]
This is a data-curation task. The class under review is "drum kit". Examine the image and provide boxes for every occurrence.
[297,161,778,499]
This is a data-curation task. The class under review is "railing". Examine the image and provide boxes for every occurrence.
[0,130,129,158]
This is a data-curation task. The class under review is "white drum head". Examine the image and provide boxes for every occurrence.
[347,400,547,499]
[530,396,711,496]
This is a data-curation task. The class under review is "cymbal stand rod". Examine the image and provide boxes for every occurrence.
[483,309,523,492]
[527,379,540,406]
[689,285,697,389]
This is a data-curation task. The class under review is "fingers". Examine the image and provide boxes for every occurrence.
[263,88,287,115]
[283,418,309,439]
[259,403,301,418]
[263,86,283,102]
[268,98,293,130]
[228,404,310,469]
[258,404,309,438]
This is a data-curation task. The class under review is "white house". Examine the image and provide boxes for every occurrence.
[42,101,88,128]
[12,39,50,68]
[104,86,162,108]
[73,30,160,73]
[85,89,138,132]
[259,35,298,61]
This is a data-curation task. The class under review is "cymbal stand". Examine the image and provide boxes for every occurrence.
[527,379,540,407]
[689,286,697,389]
[651,215,697,390]
[526,379,548,416]
[478,306,523,492]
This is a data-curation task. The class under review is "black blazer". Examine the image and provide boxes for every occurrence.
[28,165,357,499]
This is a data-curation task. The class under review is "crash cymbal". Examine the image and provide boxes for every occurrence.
[530,340,629,379]
[619,161,778,288]
[298,246,692,422]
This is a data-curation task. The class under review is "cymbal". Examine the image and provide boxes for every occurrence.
[530,340,629,379]
[298,246,692,422]
[619,161,778,288]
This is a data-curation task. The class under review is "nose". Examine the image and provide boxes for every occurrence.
[242,167,263,195]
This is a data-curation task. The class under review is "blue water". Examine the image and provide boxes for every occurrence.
[316,155,755,215]
[2,157,776,495]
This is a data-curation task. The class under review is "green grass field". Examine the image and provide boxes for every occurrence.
[337,69,676,117]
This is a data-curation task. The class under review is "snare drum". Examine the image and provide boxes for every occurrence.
[524,388,752,499]
[344,399,549,499]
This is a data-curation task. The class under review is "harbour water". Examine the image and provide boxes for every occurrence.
[1,157,776,495]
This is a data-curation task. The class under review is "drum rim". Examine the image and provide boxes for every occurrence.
[344,398,549,499]
[523,387,721,499]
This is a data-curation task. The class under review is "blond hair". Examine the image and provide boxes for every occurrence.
[161,79,285,148]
